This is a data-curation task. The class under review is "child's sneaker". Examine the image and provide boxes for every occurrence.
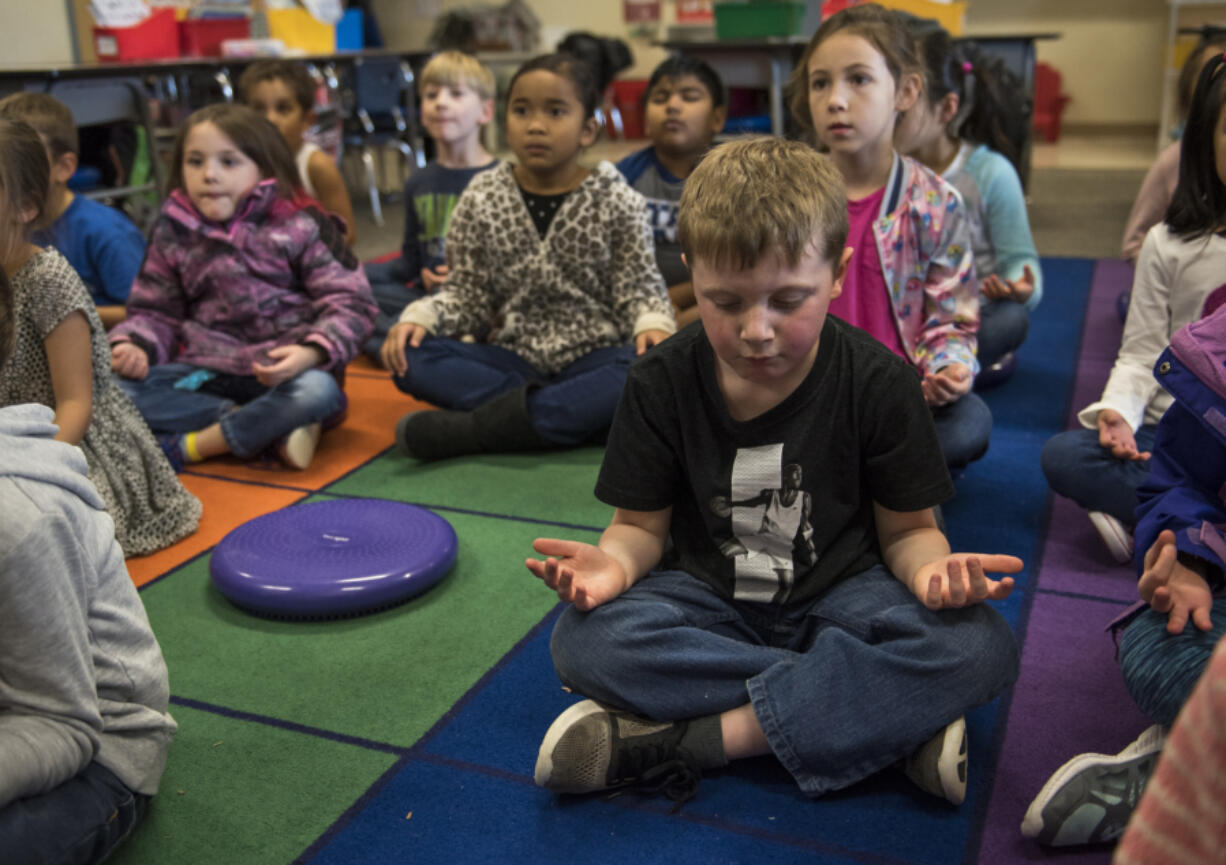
[1088,511,1133,564]
[534,700,702,806]
[1020,724,1165,846]
[902,716,968,805]
[155,433,186,473]
[276,422,322,470]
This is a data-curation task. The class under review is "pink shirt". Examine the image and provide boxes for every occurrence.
[829,187,907,359]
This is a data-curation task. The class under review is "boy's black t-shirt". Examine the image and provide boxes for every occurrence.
[596,317,954,606]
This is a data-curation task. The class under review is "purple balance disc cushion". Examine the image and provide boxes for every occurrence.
[210,498,457,619]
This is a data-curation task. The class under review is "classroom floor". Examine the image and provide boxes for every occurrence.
[346,128,1157,265]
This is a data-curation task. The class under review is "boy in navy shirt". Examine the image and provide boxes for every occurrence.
[616,56,725,327]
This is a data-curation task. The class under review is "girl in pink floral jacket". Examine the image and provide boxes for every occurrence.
[791,3,987,471]
[110,104,376,471]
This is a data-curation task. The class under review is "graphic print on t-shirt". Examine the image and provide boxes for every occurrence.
[709,443,817,603]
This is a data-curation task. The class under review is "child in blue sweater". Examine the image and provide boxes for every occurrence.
[0,93,145,330]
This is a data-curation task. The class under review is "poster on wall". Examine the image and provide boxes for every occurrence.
[676,0,713,23]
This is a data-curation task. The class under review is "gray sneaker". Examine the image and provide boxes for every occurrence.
[903,716,968,805]
[534,700,700,806]
[1020,724,1165,846]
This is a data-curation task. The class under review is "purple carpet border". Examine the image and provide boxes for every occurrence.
[977,259,1150,864]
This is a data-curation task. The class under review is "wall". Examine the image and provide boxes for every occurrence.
[1,0,76,64]
[373,0,1172,129]
[964,0,1167,127]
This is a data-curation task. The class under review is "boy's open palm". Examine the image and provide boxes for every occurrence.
[911,554,1020,610]
[526,538,629,611]
[1139,529,1215,634]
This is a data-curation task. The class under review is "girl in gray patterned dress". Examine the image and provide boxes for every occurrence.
[0,118,200,556]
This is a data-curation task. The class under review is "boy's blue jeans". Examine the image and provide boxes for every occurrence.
[0,761,149,865]
[549,565,1019,796]
[1040,425,1158,525]
[392,338,637,445]
[117,363,343,458]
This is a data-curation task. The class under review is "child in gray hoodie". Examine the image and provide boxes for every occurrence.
[0,267,177,863]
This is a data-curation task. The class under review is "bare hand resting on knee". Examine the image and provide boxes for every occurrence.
[525,539,631,611]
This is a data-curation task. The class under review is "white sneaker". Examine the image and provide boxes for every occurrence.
[1021,725,1165,846]
[1088,511,1133,564]
[902,716,968,805]
[276,422,322,470]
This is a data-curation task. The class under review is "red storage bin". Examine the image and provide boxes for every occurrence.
[94,8,179,62]
[612,79,649,140]
[180,17,251,58]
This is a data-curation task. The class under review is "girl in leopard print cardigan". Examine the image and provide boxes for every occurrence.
[383,54,676,461]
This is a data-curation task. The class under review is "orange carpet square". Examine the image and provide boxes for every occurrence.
[124,474,306,588]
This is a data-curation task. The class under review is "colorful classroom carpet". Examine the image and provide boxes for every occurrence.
[108,257,1146,865]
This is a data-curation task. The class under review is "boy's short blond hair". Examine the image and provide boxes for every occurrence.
[420,51,496,102]
[678,137,848,272]
[0,92,78,159]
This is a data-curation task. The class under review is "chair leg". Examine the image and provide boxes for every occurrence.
[361,147,382,227]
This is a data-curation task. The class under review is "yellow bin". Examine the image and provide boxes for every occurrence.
[880,0,966,35]
[267,8,335,55]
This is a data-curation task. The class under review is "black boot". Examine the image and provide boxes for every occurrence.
[395,386,552,461]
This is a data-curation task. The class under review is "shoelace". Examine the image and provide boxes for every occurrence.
[608,748,702,813]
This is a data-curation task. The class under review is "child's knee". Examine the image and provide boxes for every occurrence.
[294,369,343,414]
[1119,606,1225,725]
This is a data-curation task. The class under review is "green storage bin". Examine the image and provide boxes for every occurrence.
[714,2,806,39]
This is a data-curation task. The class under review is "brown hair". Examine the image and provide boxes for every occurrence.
[788,2,919,133]
[0,266,13,373]
[0,92,79,158]
[0,117,52,266]
[237,59,317,113]
[678,136,848,271]
[168,103,302,199]
[421,51,497,102]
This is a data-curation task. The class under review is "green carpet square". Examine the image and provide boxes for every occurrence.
[140,509,586,748]
[327,448,614,529]
[107,704,396,865]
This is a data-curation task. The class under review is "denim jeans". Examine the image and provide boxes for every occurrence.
[977,298,1030,369]
[363,260,425,360]
[1040,425,1158,525]
[392,338,637,445]
[549,565,1019,796]
[0,761,149,865]
[1117,598,1226,726]
[931,392,993,471]
[118,363,343,458]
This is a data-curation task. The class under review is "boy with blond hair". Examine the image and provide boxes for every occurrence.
[368,51,498,360]
[526,137,1021,807]
[0,93,145,329]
